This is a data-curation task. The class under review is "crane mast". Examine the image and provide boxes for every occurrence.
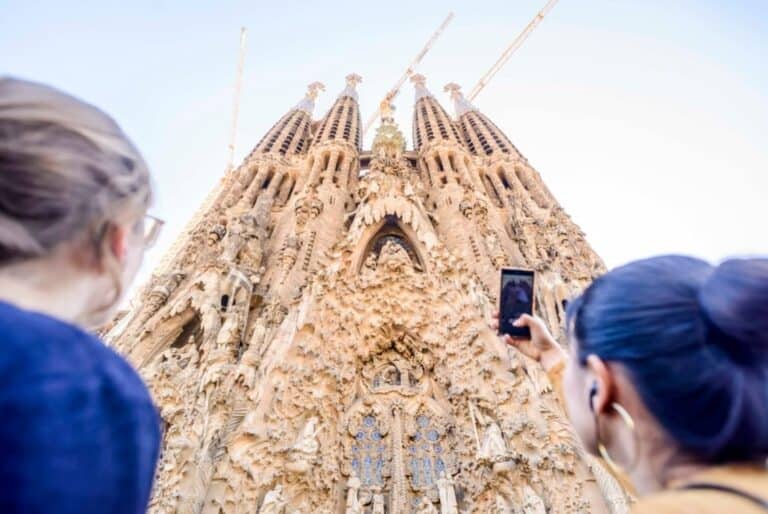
[226,27,247,172]
[362,12,454,136]
[468,0,559,101]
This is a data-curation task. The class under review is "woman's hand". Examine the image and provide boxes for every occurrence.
[492,312,567,371]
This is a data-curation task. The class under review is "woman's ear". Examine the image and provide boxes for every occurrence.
[107,223,128,263]
[585,354,614,415]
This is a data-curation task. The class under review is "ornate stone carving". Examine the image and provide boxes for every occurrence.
[416,497,439,514]
[295,192,324,229]
[479,420,507,463]
[371,491,385,514]
[345,474,364,514]
[521,485,547,514]
[108,76,616,514]
[436,471,459,514]
[286,416,321,473]
[259,484,287,514]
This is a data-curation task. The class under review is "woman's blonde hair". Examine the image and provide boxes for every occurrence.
[0,77,151,264]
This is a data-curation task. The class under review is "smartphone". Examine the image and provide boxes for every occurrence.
[498,268,536,338]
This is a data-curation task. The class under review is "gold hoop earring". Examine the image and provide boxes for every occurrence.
[595,402,639,476]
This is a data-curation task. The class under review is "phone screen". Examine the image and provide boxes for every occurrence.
[498,268,535,338]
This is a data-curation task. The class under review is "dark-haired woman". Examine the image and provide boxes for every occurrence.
[0,78,161,513]
[498,255,768,512]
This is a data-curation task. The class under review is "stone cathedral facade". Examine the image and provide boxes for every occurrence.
[108,74,630,514]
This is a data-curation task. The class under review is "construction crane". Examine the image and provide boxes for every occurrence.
[468,0,559,101]
[362,12,454,136]
[226,27,248,172]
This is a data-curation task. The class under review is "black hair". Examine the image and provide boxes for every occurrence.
[566,255,768,463]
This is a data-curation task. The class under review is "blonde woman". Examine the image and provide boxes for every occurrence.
[0,78,162,513]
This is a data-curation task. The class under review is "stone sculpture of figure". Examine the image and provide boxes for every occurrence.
[294,198,310,228]
[416,497,439,514]
[207,223,226,247]
[239,214,267,278]
[233,341,261,390]
[280,236,301,276]
[345,474,363,514]
[216,311,241,348]
[291,416,320,455]
[308,195,323,218]
[521,486,546,514]
[199,302,222,349]
[371,491,385,514]
[295,193,324,228]
[485,230,507,268]
[436,471,459,514]
[363,251,378,272]
[474,199,489,225]
[259,484,287,514]
[459,195,474,219]
[378,240,412,272]
[479,420,507,462]
[221,216,248,262]
[138,271,186,325]
[175,340,200,372]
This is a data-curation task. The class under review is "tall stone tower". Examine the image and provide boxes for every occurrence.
[109,73,627,514]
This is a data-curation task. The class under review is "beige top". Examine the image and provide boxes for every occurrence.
[632,466,768,513]
[545,363,768,513]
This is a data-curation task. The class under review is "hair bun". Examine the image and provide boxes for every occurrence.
[698,258,768,365]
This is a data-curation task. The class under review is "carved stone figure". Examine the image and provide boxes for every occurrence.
[138,271,187,325]
[222,216,248,262]
[484,230,507,268]
[291,416,320,455]
[239,215,267,277]
[345,474,363,514]
[258,485,287,514]
[377,240,413,272]
[416,498,439,514]
[295,192,323,228]
[459,196,474,219]
[436,472,458,514]
[371,492,385,514]
[479,420,507,462]
[208,224,226,246]
[216,312,241,348]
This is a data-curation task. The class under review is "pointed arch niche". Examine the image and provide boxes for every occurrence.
[352,214,428,275]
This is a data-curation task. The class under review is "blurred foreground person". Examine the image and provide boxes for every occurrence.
[0,77,161,514]
[499,255,768,512]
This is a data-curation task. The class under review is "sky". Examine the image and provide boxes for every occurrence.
[1,0,766,291]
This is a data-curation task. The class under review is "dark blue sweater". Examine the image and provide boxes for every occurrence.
[0,301,160,514]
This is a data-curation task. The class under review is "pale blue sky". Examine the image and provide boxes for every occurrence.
[2,0,766,288]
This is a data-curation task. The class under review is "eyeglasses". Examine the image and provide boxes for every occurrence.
[142,214,164,248]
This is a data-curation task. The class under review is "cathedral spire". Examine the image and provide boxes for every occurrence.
[410,74,463,150]
[339,73,362,101]
[446,82,520,158]
[313,74,363,149]
[410,73,432,102]
[443,83,477,118]
[294,81,326,114]
[249,82,323,156]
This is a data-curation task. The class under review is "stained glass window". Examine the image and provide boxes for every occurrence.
[351,415,386,487]
[408,415,446,488]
